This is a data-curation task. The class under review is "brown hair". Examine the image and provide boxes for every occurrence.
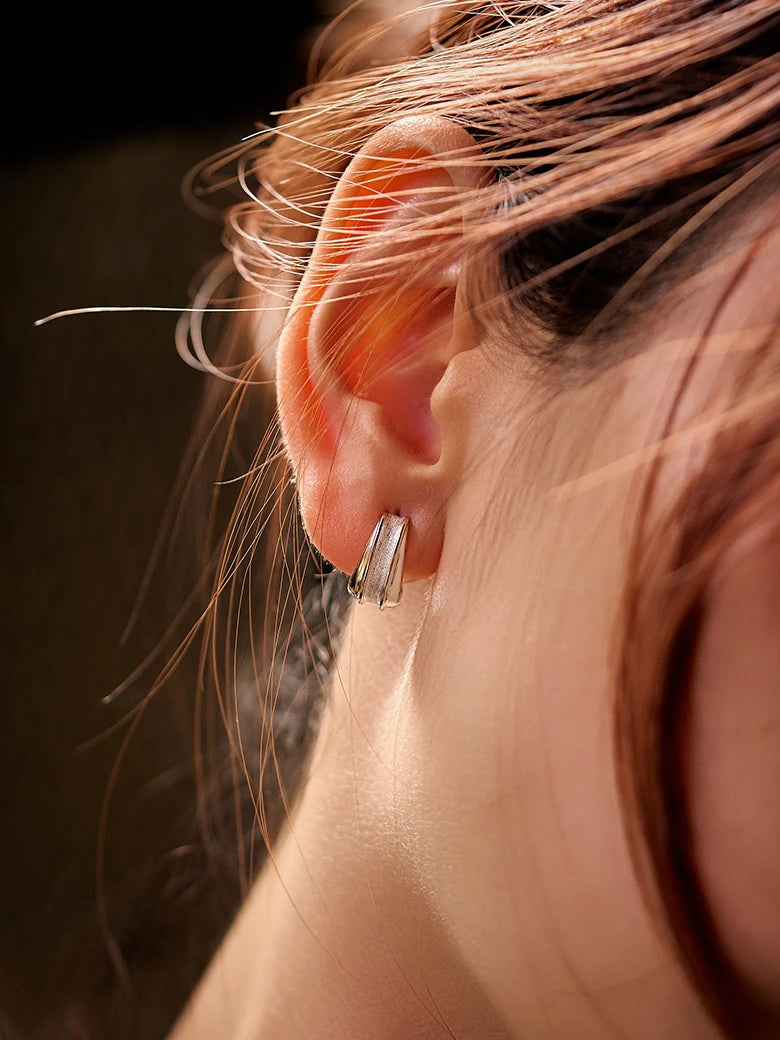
[176,1,780,1034]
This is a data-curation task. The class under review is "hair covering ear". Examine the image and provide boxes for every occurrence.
[276,116,489,584]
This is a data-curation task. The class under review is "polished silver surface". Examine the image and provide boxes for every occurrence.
[347,513,409,608]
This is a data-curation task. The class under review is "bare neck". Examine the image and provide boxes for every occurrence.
[168,610,509,1040]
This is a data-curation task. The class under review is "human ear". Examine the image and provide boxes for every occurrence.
[276,116,489,585]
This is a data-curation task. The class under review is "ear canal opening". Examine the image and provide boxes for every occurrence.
[328,280,459,465]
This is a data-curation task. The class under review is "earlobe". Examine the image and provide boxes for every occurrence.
[276,116,489,587]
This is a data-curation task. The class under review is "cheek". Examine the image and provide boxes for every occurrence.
[681,536,780,1014]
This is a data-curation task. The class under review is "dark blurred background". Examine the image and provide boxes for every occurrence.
[1,5,322,1037]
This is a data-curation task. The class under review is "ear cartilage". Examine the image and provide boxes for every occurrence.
[347,513,409,608]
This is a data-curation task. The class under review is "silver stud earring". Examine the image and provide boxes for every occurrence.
[347,513,409,608]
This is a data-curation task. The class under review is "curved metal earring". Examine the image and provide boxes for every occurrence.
[347,513,409,609]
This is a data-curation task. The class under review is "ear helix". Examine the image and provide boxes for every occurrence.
[347,513,410,609]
